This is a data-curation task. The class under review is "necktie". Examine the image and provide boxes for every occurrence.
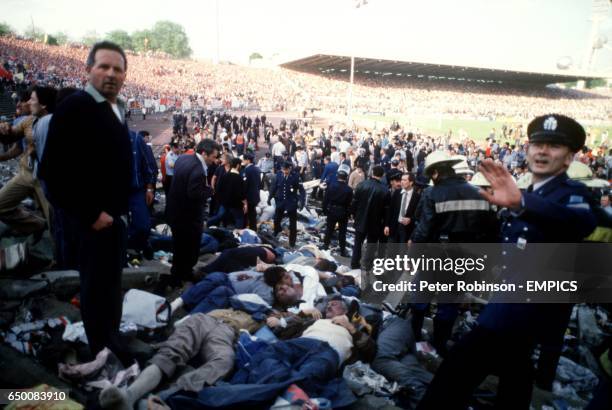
[399,191,408,222]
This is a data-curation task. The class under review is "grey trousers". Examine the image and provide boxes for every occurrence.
[151,313,236,392]
[371,316,433,409]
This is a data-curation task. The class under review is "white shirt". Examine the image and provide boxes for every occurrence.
[195,152,208,176]
[302,319,353,364]
[110,103,122,121]
[532,175,556,192]
[295,151,308,167]
[339,140,351,153]
[271,141,286,157]
[165,151,179,176]
[398,188,413,222]
[284,264,326,314]
[331,151,341,164]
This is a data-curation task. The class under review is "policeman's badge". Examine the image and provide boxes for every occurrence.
[543,116,558,131]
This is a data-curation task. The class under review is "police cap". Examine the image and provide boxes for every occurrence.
[387,169,402,181]
[527,114,586,153]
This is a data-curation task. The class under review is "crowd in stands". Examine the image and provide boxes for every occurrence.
[1,36,610,122]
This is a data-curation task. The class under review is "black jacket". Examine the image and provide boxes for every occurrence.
[323,180,353,219]
[411,176,498,242]
[386,188,420,237]
[166,154,212,228]
[243,164,262,205]
[217,171,246,208]
[40,90,132,227]
[351,178,389,234]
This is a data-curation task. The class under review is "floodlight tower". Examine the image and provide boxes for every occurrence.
[348,0,369,123]
[583,0,610,71]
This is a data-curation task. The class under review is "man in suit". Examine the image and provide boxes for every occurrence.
[350,166,390,270]
[385,173,420,243]
[40,41,133,365]
[242,153,261,230]
[269,161,305,248]
[165,139,221,289]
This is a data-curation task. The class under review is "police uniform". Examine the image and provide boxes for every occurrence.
[270,164,306,247]
[322,174,353,255]
[418,114,598,410]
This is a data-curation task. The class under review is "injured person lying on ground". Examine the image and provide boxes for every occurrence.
[98,294,433,409]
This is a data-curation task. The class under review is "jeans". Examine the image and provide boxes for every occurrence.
[207,205,245,228]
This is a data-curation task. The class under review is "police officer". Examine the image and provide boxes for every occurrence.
[269,161,306,248]
[322,166,353,256]
[418,114,597,410]
[242,153,262,230]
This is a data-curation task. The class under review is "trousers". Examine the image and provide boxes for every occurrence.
[350,229,384,269]
[170,223,202,283]
[324,214,348,252]
[273,206,297,247]
[151,313,236,392]
[78,217,131,365]
[417,326,534,410]
[0,167,50,227]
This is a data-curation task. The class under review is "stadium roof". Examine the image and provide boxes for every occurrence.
[280,54,606,86]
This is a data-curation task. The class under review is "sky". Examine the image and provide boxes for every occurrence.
[3,0,611,75]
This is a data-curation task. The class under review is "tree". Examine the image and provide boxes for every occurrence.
[132,29,152,53]
[249,52,263,64]
[149,21,192,58]
[0,22,14,37]
[81,30,100,46]
[45,34,59,46]
[106,29,133,51]
[52,31,69,45]
[586,79,606,89]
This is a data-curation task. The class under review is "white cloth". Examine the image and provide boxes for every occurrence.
[284,264,326,313]
[302,319,353,364]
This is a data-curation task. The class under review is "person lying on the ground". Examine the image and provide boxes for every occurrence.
[98,311,245,410]
[162,301,363,409]
[266,296,376,365]
[196,244,276,276]
[267,264,327,316]
[370,315,434,409]
[169,269,276,314]
[263,261,360,299]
